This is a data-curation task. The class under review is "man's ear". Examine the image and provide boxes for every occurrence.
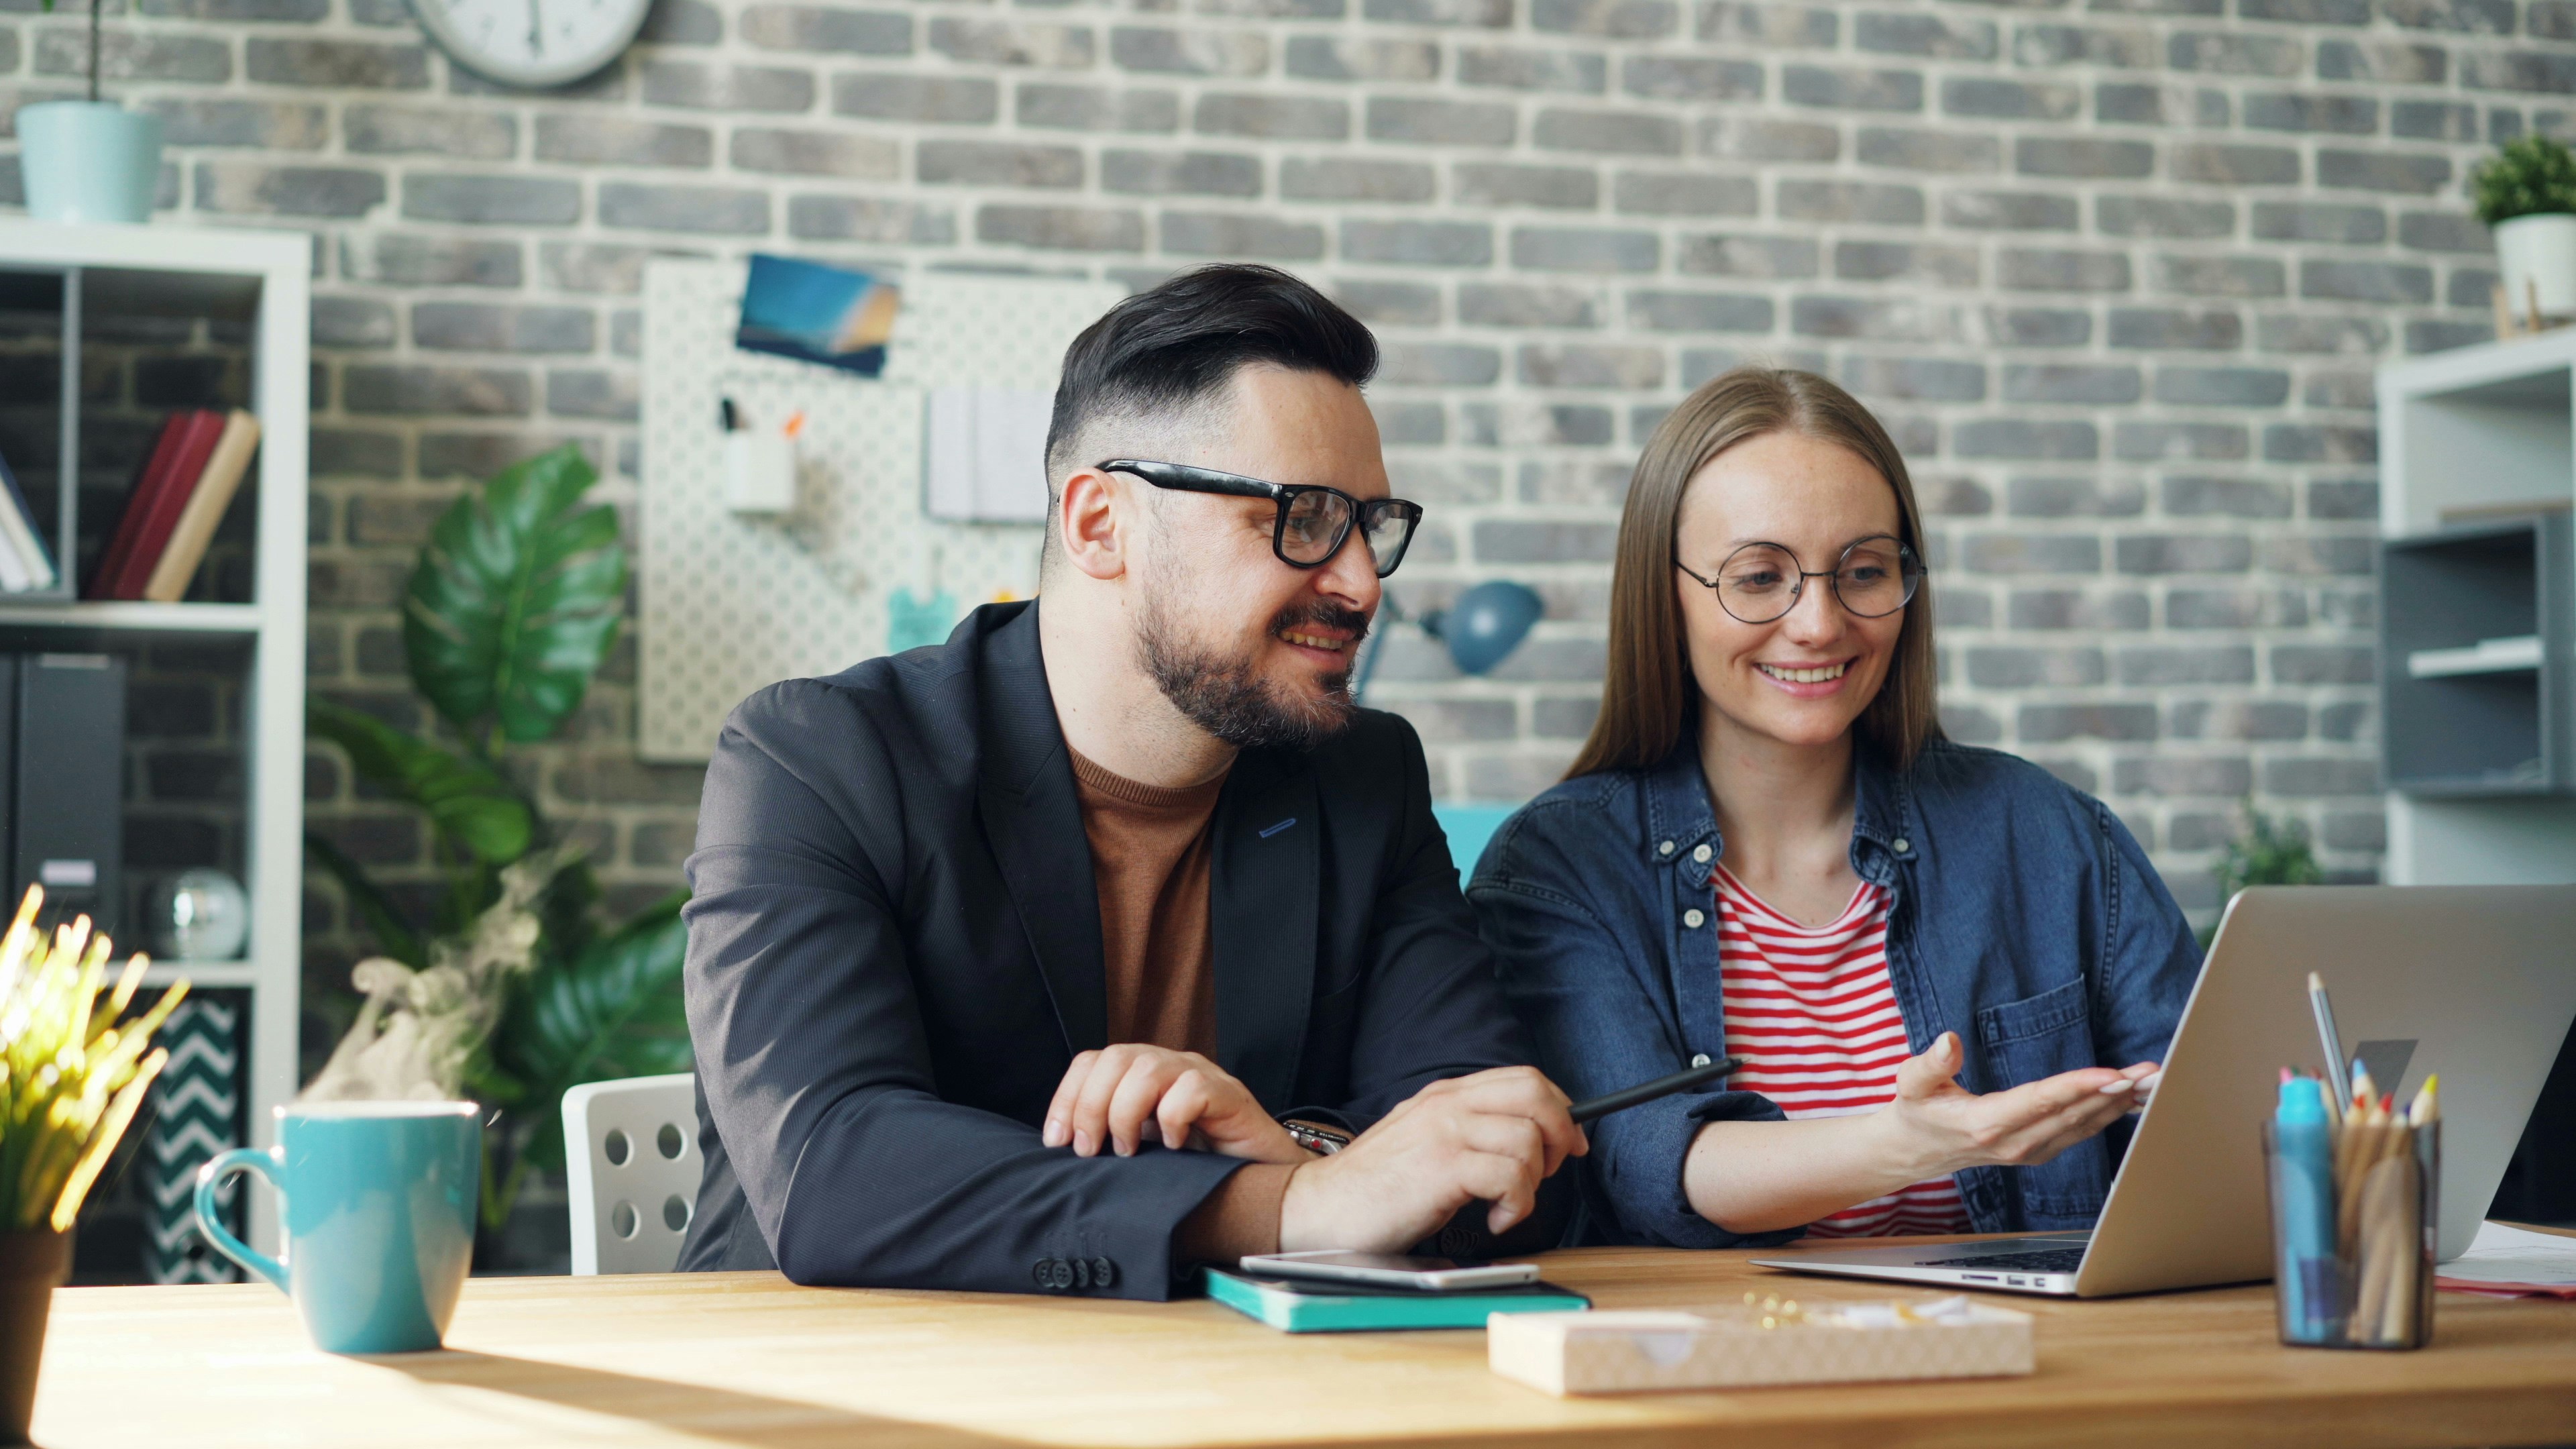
[1056,466,1130,582]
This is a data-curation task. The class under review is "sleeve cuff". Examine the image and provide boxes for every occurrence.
[1594,1087,1799,1250]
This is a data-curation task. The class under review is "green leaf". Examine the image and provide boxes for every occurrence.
[494,895,692,1170]
[307,698,534,865]
[2473,134,2576,227]
[405,444,627,744]
[303,828,426,969]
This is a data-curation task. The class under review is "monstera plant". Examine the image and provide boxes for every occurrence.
[303,445,689,1234]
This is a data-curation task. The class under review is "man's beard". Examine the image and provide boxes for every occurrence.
[1136,569,1371,753]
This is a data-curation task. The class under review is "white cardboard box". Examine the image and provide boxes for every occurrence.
[1489,1301,2036,1397]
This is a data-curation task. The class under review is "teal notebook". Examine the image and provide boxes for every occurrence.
[1202,1268,1589,1333]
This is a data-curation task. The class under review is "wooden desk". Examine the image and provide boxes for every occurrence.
[55,1241,2576,1448]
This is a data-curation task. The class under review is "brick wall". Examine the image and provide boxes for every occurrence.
[5,0,2560,1004]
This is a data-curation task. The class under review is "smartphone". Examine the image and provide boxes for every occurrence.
[1235,1250,1542,1291]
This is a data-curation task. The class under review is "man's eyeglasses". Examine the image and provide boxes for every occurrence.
[1098,459,1423,579]
[1675,536,1923,625]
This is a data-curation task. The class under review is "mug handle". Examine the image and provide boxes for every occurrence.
[195,1147,287,1292]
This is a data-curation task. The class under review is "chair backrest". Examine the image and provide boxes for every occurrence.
[562,1073,701,1275]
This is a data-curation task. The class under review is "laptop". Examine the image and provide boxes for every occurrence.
[1751,885,2576,1297]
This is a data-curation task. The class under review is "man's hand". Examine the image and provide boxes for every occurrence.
[1876,1032,2159,1180]
[1042,1044,1306,1164]
[1277,1067,1585,1252]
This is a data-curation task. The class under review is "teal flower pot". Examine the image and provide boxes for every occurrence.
[16,101,162,224]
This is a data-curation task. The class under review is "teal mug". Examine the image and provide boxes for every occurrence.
[195,1102,481,1354]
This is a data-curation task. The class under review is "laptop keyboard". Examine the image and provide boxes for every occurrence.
[1915,1247,2087,1274]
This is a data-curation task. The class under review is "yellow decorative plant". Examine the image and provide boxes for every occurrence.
[0,886,187,1234]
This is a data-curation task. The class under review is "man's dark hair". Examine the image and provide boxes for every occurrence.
[1043,264,1378,489]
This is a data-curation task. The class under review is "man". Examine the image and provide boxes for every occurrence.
[679,264,1582,1299]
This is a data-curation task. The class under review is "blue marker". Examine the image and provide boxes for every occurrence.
[2271,1073,2339,1342]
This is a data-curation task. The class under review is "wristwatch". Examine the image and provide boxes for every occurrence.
[1281,1120,1350,1157]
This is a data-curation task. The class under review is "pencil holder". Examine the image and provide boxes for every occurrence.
[2261,1119,2438,1350]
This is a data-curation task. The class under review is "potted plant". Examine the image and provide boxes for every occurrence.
[2473,134,2576,324]
[302,445,688,1254]
[16,0,163,223]
[2200,808,2325,948]
[0,887,186,1443]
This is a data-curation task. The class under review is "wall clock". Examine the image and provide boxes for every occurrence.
[407,0,651,89]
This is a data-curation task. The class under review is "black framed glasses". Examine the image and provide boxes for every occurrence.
[1098,459,1424,579]
[1676,535,1923,625]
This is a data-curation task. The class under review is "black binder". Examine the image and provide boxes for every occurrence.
[13,653,125,938]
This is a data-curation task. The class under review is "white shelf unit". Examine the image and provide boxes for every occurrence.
[2379,330,2576,885]
[0,221,306,1253]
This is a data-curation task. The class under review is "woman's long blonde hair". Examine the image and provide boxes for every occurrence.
[1566,366,1942,780]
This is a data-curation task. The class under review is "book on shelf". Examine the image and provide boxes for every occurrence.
[0,446,56,593]
[87,409,229,602]
[140,409,258,604]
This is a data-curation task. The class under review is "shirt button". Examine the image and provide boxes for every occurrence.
[1893,838,1911,854]
[1692,844,1713,864]
[1658,840,1675,856]
[1690,1053,1711,1069]
[1682,908,1707,929]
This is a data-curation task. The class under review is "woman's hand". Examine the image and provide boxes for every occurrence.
[1041,1044,1307,1164]
[1875,1032,2159,1179]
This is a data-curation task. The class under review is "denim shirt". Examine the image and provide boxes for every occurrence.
[1467,737,2201,1250]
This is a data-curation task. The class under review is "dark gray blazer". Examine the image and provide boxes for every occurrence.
[677,600,1554,1299]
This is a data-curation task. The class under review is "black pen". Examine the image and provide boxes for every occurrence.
[1567,1056,1743,1124]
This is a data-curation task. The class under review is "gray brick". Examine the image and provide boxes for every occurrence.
[2317,39,2448,83]
[413,302,594,354]
[1281,157,1434,202]
[2239,0,2368,20]
[1791,296,1966,343]
[2463,53,2576,94]
[343,364,531,417]
[535,115,712,169]
[1679,233,1819,278]
[787,196,955,244]
[2000,248,2131,292]
[2118,645,2256,684]
[345,105,515,159]
[1966,645,2107,687]
[1293,36,1444,83]
[977,204,1143,251]
[1858,127,2000,174]
[833,73,998,123]
[931,18,1093,68]
[1160,211,1325,259]
[2115,755,2253,798]
[1463,282,1604,328]
[2302,259,2433,303]
[2021,704,2159,743]
[144,99,327,151]
[597,182,767,234]
[34,29,228,83]
[2244,93,2379,135]
[1102,149,1260,197]
[731,128,900,179]
[313,295,397,350]
[2109,307,2243,349]
[2318,149,2451,195]
[2171,143,2302,186]
[2538,0,2576,36]
[2004,363,2143,404]
[1536,107,1682,155]
[539,243,646,294]
[1016,84,1178,133]
[403,173,582,228]
[918,140,1083,188]
[646,62,816,113]
[1344,219,1492,265]
[1784,64,1923,112]
[1699,117,1840,162]
[2398,211,2488,254]
[2392,101,2481,142]
[1843,356,1986,400]
[1987,307,2093,346]
[2308,479,2379,519]
[1942,191,2080,231]
[2170,698,2308,740]
[739,5,912,53]
[1858,11,1998,58]
[2155,367,2292,407]
[2321,809,2385,851]
[1622,56,1764,101]
[2154,255,2288,298]
[1780,180,1924,225]
[2161,476,2293,519]
[2168,31,2302,76]
[1532,0,1680,36]
[1835,241,1978,286]
[2263,533,2376,573]
[1383,343,1504,386]
[1476,519,1622,562]
[195,162,386,219]
[1195,93,1349,140]
[1519,343,1663,388]
[1511,226,1658,272]
[2017,136,2155,178]
[1949,78,2082,121]
[2097,195,2234,238]
[1333,279,1443,325]
[2006,479,2147,519]
[1612,169,1758,215]
[1363,0,1512,24]
[1371,97,1516,147]
[1451,162,1595,208]
[2017,21,2159,68]
[1375,402,1450,445]
[2250,200,2385,244]
[1955,420,2100,460]
[1699,0,1838,44]
[1202,0,1348,15]
[2114,423,2250,464]
[2258,313,2390,353]
[2097,81,2212,126]
[343,233,523,288]
[1110,26,1268,76]
[244,38,427,88]
[2272,645,2375,685]
[1625,288,1771,332]
[2117,531,2255,575]
[641,0,722,44]
[140,0,325,16]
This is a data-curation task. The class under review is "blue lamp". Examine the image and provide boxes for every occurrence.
[1352,580,1543,702]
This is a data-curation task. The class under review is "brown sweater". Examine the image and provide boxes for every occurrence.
[1068,746,1294,1258]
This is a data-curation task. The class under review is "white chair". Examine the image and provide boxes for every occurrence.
[563,1073,702,1275]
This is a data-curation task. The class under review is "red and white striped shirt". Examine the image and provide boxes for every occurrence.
[1712,862,1973,1238]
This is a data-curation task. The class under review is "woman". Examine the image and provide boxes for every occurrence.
[1470,368,2199,1248]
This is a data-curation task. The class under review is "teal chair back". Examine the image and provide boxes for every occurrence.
[1431,804,1519,886]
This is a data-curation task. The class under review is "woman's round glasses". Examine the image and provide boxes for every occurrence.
[1674,537,1922,625]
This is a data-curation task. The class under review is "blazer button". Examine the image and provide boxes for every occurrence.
[1072,1258,1092,1289]
[1682,908,1706,929]
[1091,1257,1117,1289]
[1033,1259,1059,1289]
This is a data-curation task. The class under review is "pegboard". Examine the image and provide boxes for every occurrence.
[639,260,1124,762]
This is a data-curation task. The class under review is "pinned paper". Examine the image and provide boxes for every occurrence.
[924,388,1053,524]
